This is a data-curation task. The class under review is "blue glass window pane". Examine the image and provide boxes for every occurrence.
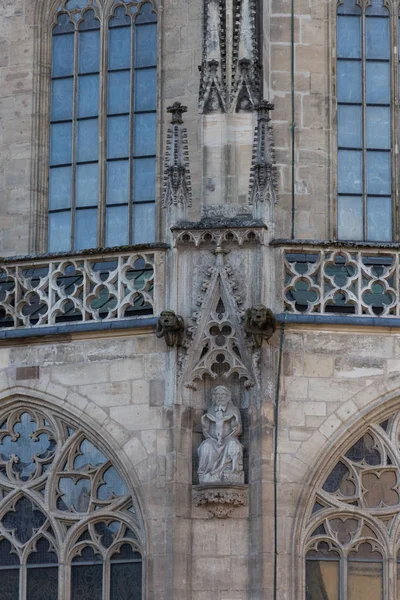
[53,13,74,34]
[79,9,100,31]
[338,105,362,149]
[134,68,157,112]
[71,565,102,600]
[50,122,72,166]
[134,113,156,156]
[337,16,361,59]
[338,150,362,194]
[75,208,97,249]
[109,27,131,70]
[51,79,73,121]
[109,6,130,27]
[366,0,389,16]
[106,206,129,247]
[366,62,390,104]
[49,167,72,210]
[135,23,157,67]
[78,30,100,74]
[133,157,156,201]
[107,160,129,205]
[77,119,98,162]
[52,34,74,77]
[337,0,361,15]
[136,3,157,23]
[108,71,131,115]
[338,196,363,240]
[76,163,98,207]
[367,197,392,241]
[0,569,19,600]
[133,202,155,243]
[77,75,99,118]
[366,107,390,150]
[337,61,362,103]
[367,151,391,195]
[366,17,389,59]
[107,116,130,159]
[27,567,58,600]
[48,211,71,252]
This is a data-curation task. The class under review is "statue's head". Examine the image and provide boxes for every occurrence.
[212,386,231,409]
[250,305,268,326]
[159,310,178,330]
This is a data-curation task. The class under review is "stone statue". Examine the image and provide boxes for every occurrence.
[156,310,185,347]
[244,304,277,348]
[198,386,244,484]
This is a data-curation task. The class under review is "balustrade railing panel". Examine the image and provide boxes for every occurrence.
[0,251,159,329]
[283,247,400,317]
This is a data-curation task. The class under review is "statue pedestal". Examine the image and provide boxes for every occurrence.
[192,484,248,518]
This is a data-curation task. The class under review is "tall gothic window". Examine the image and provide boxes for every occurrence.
[49,0,157,253]
[0,407,143,600]
[304,410,400,599]
[337,0,392,242]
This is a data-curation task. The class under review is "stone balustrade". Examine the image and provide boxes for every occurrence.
[281,242,400,317]
[0,247,166,330]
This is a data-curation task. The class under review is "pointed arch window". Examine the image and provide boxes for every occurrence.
[0,407,143,600]
[337,0,393,242]
[48,0,157,253]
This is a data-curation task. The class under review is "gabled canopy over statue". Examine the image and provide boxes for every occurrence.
[198,386,244,484]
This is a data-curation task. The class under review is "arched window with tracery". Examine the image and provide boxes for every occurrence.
[48,0,158,253]
[0,407,143,599]
[303,411,400,599]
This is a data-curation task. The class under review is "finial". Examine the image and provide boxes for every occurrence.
[167,102,188,125]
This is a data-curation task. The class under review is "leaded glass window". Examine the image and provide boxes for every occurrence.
[304,411,400,599]
[0,407,143,600]
[337,0,393,242]
[49,0,158,253]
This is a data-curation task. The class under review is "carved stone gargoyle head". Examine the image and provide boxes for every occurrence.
[244,305,277,348]
[156,310,185,348]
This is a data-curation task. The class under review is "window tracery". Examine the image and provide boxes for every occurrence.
[305,411,400,599]
[0,407,143,600]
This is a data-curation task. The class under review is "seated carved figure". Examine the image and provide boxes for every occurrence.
[198,386,244,484]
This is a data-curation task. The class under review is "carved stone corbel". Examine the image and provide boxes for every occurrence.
[193,484,248,518]
[156,311,185,348]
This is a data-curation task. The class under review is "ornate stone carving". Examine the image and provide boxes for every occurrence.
[162,103,192,210]
[244,305,277,348]
[183,246,257,388]
[173,226,265,247]
[156,310,185,348]
[193,484,248,518]
[249,101,278,207]
[199,0,226,113]
[198,386,244,484]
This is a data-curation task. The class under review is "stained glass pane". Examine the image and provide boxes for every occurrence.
[108,116,130,159]
[58,476,91,512]
[95,521,121,548]
[366,17,389,59]
[75,208,98,250]
[367,151,391,195]
[0,539,19,566]
[77,119,98,163]
[134,113,156,156]
[51,78,73,121]
[97,466,127,500]
[366,107,390,150]
[53,13,74,35]
[136,3,157,24]
[133,203,155,243]
[338,196,363,240]
[74,440,106,470]
[52,34,74,77]
[27,567,58,600]
[367,197,392,242]
[71,564,102,600]
[348,561,382,600]
[27,538,58,565]
[108,71,131,115]
[50,122,72,166]
[49,167,72,211]
[337,0,361,15]
[338,105,362,149]
[110,562,142,600]
[109,28,131,70]
[78,29,100,74]
[77,75,99,118]
[337,61,362,103]
[134,68,157,112]
[107,160,130,205]
[338,150,362,194]
[76,163,98,207]
[106,206,129,248]
[0,568,19,600]
[133,157,156,202]
[135,23,157,67]
[366,62,390,104]
[48,211,71,252]
[3,497,46,544]
[109,6,130,27]
[306,560,339,600]
[337,16,361,58]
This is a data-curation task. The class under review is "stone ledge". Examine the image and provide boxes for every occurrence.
[192,484,248,518]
